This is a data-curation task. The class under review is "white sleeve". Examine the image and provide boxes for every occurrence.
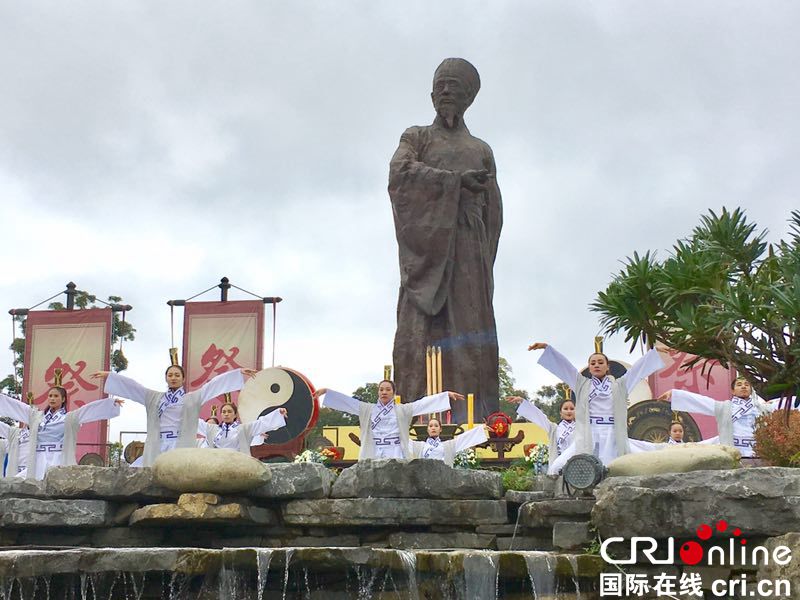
[73,397,121,424]
[250,410,287,436]
[320,390,362,415]
[537,346,579,389]
[516,400,552,431]
[453,425,488,453]
[199,369,246,404]
[670,389,717,416]
[104,372,156,406]
[0,393,33,423]
[410,392,451,417]
[620,348,665,392]
[0,421,11,437]
[197,419,208,436]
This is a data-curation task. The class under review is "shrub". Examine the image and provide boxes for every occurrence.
[753,409,800,466]
[501,465,534,492]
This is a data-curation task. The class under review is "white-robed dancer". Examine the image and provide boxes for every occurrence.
[316,380,464,460]
[407,417,489,466]
[0,389,122,480]
[658,377,781,458]
[515,397,576,475]
[527,342,665,472]
[92,365,255,467]
[198,401,288,454]
[0,420,27,477]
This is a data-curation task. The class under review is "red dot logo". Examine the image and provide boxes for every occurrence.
[716,520,728,532]
[697,524,712,540]
[680,541,704,565]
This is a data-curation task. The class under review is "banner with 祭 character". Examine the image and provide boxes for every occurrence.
[182,300,263,419]
[22,308,112,461]
[649,342,736,439]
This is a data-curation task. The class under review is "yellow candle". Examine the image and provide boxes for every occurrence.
[467,393,474,429]
[436,346,443,394]
[425,346,432,396]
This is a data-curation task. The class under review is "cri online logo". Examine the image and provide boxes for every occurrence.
[601,520,792,567]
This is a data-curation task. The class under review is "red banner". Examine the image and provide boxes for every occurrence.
[23,308,112,460]
[182,300,263,418]
[649,342,736,438]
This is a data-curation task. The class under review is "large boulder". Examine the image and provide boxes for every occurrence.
[331,459,502,499]
[608,444,740,477]
[593,467,800,539]
[152,448,269,494]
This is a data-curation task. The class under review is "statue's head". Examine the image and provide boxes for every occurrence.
[431,58,480,127]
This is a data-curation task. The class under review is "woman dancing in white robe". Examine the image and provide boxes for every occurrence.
[407,417,488,466]
[659,377,781,458]
[316,380,463,460]
[198,402,287,454]
[515,397,576,475]
[0,389,121,480]
[528,342,665,472]
[92,365,254,467]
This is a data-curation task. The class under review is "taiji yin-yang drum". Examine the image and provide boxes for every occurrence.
[238,367,319,457]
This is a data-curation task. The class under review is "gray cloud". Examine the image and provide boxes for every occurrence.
[1,2,798,436]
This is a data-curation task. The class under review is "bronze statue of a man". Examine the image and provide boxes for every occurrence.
[389,58,502,421]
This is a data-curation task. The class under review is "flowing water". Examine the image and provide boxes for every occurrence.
[0,547,600,599]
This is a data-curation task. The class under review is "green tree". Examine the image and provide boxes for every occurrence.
[591,208,800,401]
[530,384,571,422]
[498,356,530,418]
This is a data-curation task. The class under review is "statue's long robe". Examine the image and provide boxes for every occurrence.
[389,117,502,421]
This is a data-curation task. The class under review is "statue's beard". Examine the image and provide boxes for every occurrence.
[437,104,461,128]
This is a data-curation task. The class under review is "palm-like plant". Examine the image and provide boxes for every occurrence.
[591,208,800,402]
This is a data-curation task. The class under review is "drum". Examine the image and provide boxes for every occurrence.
[123,441,145,464]
[78,452,105,466]
[627,399,702,443]
[238,367,318,455]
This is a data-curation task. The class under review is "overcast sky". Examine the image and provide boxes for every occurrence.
[1,2,798,443]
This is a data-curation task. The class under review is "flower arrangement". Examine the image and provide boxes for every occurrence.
[453,448,481,470]
[524,443,549,474]
[294,449,331,464]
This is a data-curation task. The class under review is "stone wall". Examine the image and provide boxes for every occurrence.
[0,460,595,553]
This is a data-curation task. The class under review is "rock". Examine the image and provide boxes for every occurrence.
[0,477,46,498]
[331,459,502,499]
[388,532,496,550]
[248,463,335,499]
[283,498,508,526]
[552,521,592,550]
[608,444,740,477]
[129,493,276,527]
[44,466,176,500]
[495,535,552,551]
[758,533,800,593]
[504,490,553,505]
[91,527,166,547]
[288,535,361,547]
[152,448,270,494]
[593,467,800,539]
[518,498,595,528]
[0,498,110,528]
[0,549,84,577]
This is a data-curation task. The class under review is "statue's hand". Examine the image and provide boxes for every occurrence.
[461,169,490,193]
